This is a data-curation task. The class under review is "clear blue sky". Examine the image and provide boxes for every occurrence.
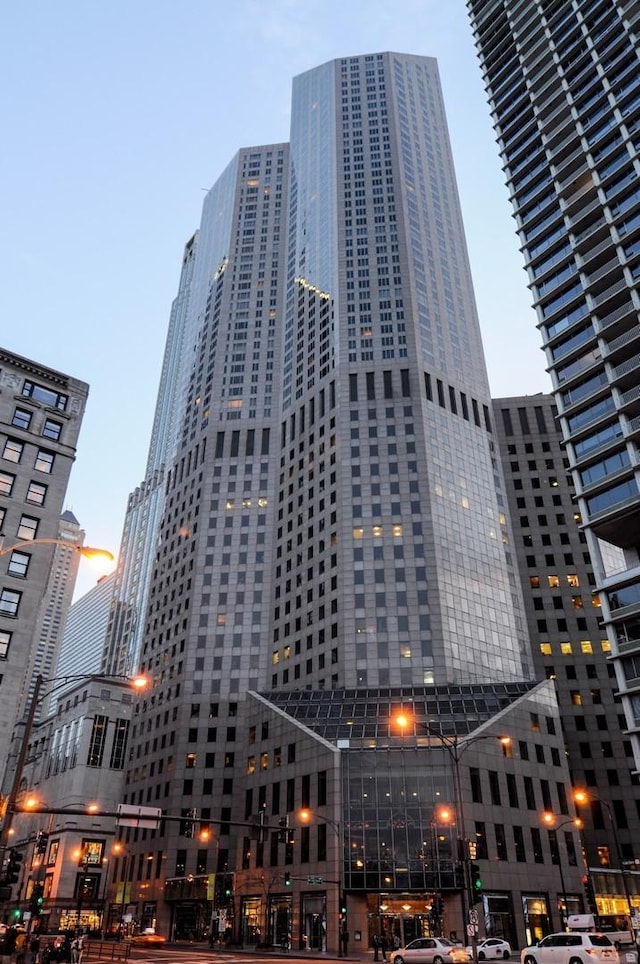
[1,0,550,598]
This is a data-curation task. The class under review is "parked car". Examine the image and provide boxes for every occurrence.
[520,933,618,964]
[390,937,471,964]
[466,939,512,960]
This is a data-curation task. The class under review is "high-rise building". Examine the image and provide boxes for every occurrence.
[494,392,640,908]
[0,349,88,787]
[466,1,640,766]
[50,570,116,711]
[30,509,84,717]
[105,52,576,948]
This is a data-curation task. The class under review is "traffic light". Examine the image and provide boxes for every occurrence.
[284,872,291,887]
[278,815,290,843]
[582,874,598,914]
[454,863,465,889]
[30,883,44,915]
[470,863,483,904]
[35,831,49,857]
[224,873,233,898]
[431,896,444,917]
[6,849,23,885]
[340,895,348,919]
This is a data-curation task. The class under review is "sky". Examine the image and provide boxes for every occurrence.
[1,1,552,599]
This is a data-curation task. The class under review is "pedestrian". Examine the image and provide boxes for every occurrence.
[380,933,388,962]
[29,936,40,964]
[373,934,380,961]
[340,928,349,957]
[15,931,27,964]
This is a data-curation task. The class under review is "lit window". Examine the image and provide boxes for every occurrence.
[372,525,383,538]
[247,757,256,775]
[17,516,39,541]
[540,642,552,655]
[392,525,403,537]
[567,574,580,587]
[592,595,602,609]
[530,576,541,588]
[560,642,573,655]
[601,639,611,653]
[25,481,47,506]
[226,500,235,509]
[260,752,268,770]
[548,575,560,588]
[216,614,226,625]
[0,472,15,496]
[3,439,23,463]
[353,527,364,539]
[283,646,291,661]
[272,651,280,665]
[580,640,593,654]
[571,596,584,609]
[596,846,610,867]
[571,692,583,706]
[185,753,196,769]
[34,449,55,473]
[0,629,11,659]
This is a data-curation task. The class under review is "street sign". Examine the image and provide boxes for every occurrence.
[467,925,476,937]
[116,804,162,829]
[307,875,324,884]
[468,910,478,925]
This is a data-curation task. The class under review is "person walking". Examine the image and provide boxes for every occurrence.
[380,933,388,962]
[373,934,380,961]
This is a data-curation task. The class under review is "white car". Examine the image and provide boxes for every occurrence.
[390,937,471,964]
[467,939,512,960]
[520,933,618,964]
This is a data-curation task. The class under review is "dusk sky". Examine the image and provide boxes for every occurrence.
[1,1,551,598]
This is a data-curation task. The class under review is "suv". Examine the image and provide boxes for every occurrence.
[521,933,618,964]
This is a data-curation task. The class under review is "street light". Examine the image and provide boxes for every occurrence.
[297,808,345,957]
[393,711,511,964]
[541,812,584,929]
[573,789,635,942]
[0,539,114,562]
[0,673,148,860]
[112,843,131,938]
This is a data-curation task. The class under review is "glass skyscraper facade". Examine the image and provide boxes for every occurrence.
[467,0,640,765]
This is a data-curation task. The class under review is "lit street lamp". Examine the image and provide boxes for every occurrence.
[541,812,584,929]
[0,539,114,563]
[394,711,510,964]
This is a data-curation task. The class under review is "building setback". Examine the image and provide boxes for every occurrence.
[466,0,640,767]
[0,349,88,789]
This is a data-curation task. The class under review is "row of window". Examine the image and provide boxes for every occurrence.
[1,437,56,472]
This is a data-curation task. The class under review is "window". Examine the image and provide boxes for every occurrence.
[17,516,39,541]
[0,588,22,617]
[34,449,55,473]
[7,551,30,578]
[12,408,32,430]
[22,380,68,411]
[0,472,15,496]
[0,629,11,659]
[42,419,62,441]
[3,439,23,463]
[25,481,47,506]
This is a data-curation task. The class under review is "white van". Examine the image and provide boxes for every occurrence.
[567,914,635,947]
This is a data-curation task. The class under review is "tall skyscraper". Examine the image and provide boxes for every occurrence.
[109,53,558,944]
[0,349,88,787]
[467,1,640,763]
